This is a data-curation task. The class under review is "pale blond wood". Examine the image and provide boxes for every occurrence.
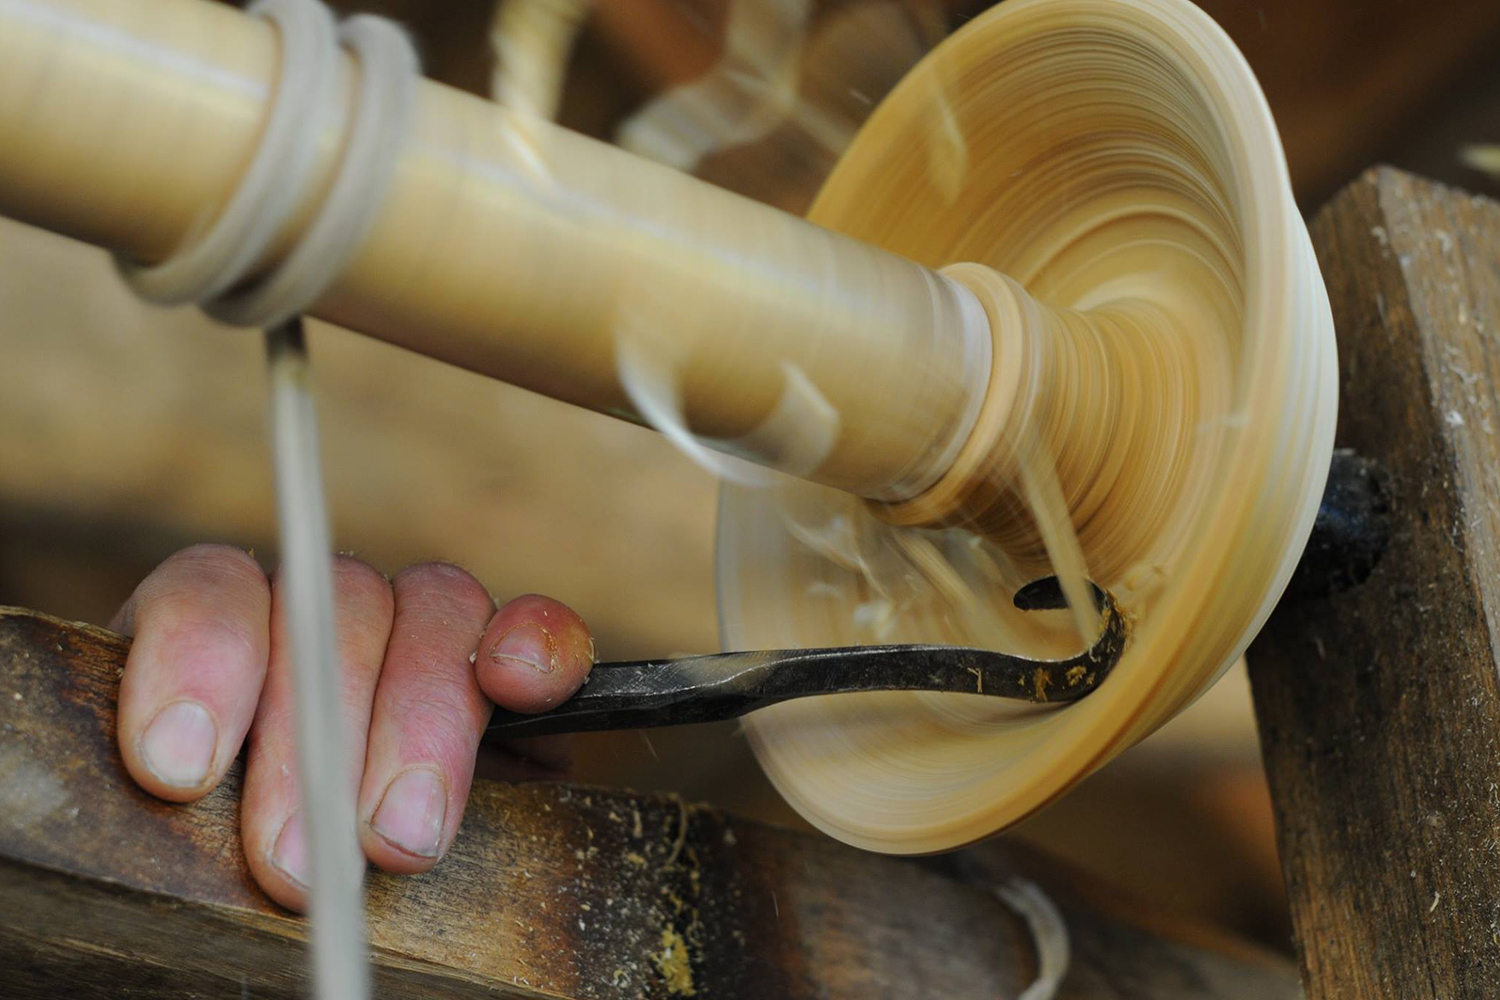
[0,0,986,503]
[718,0,1337,852]
[0,0,1336,856]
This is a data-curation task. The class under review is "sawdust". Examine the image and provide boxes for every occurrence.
[1032,667,1050,701]
[654,927,696,995]
[549,788,714,996]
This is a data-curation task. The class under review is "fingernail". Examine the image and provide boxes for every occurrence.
[139,700,217,788]
[370,767,446,858]
[487,621,556,674]
[272,811,308,888]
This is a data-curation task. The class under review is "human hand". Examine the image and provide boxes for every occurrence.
[110,544,595,910]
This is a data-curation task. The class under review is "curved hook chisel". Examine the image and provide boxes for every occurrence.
[483,578,1126,741]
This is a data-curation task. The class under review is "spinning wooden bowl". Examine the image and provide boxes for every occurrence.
[0,0,1335,852]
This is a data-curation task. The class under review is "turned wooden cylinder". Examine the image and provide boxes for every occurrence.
[0,0,990,503]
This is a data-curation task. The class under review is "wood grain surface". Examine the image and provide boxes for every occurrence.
[1250,167,1500,998]
[0,605,1298,998]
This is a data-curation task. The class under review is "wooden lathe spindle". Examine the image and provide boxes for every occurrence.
[0,0,997,508]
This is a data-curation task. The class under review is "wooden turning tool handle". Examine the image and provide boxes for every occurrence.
[0,0,992,505]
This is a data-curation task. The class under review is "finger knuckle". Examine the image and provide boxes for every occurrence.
[396,695,480,758]
[138,544,269,620]
[165,543,267,586]
[394,562,493,619]
[133,581,268,662]
[332,555,395,614]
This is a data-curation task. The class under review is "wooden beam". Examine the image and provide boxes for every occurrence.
[1250,167,1500,998]
[0,606,1296,998]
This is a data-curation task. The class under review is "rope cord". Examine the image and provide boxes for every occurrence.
[995,878,1070,999]
[116,0,417,327]
[112,2,420,997]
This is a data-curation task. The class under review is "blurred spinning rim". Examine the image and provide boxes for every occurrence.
[716,0,1337,852]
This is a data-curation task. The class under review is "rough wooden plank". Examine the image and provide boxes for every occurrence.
[1249,167,1500,999]
[0,605,1297,998]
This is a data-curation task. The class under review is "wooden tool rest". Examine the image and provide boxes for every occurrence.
[0,608,1297,998]
[1250,168,1500,1000]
